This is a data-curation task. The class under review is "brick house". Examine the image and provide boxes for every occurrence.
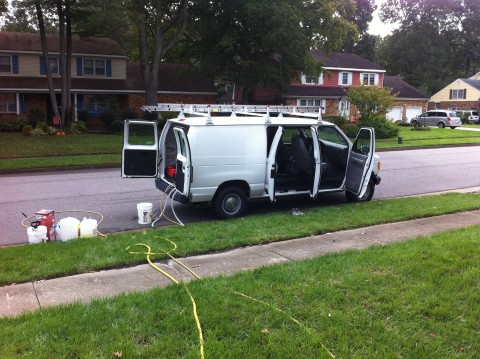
[0,32,217,128]
[428,73,480,111]
[237,50,427,121]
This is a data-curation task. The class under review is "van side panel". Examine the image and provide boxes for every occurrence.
[187,125,267,202]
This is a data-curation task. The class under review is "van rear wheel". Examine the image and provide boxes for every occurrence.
[213,186,247,219]
[438,122,445,128]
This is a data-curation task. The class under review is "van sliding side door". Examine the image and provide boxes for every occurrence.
[172,127,192,197]
[266,126,284,202]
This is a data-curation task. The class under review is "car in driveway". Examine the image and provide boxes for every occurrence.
[411,110,462,129]
[456,110,479,124]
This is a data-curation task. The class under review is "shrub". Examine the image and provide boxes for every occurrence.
[28,107,46,128]
[77,110,89,123]
[98,109,118,126]
[67,121,88,135]
[121,108,138,120]
[0,115,26,132]
[346,115,399,139]
[22,124,33,136]
[75,121,88,133]
[109,119,123,134]
[36,121,49,132]
[324,116,347,131]
[30,127,47,136]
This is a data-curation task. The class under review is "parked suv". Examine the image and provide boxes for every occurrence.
[456,110,479,124]
[411,110,462,129]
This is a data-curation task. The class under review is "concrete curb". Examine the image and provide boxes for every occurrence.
[2,209,480,318]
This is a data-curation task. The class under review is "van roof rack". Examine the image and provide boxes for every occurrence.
[142,103,324,124]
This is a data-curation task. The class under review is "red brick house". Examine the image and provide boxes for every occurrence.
[0,32,217,127]
[226,50,427,121]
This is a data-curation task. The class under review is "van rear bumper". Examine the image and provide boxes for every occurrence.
[155,178,190,204]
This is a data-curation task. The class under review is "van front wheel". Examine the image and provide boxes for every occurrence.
[213,186,247,219]
[345,180,375,203]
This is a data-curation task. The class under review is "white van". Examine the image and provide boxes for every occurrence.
[122,104,381,218]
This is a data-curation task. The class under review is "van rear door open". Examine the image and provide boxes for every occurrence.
[172,127,192,196]
[122,120,158,178]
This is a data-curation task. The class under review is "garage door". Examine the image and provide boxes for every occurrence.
[386,107,402,122]
[406,107,423,123]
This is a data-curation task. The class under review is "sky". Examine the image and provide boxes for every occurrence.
[368,0,399,37]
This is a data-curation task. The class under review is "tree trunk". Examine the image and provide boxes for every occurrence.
[135,0,188,106]
[35,1,60,122]
[65,0,73,125]
[57,0,67,129]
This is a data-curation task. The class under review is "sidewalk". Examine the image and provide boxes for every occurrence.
[2,209,480,318]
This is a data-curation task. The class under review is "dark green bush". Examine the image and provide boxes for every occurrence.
[77,110,89,123]
[36,121,49,132]
[324,116,348,131]
[121,108,138,120]
[109,119,123,134]
[0,115,26,132]
[28,107,46,128]
[348,115,399,139]
[22,125,33,136]
[75,121,88,133]
[30,127,47,136]
[98,109,118,126]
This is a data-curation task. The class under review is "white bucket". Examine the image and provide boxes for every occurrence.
[80,218,98,237]
[58,217,80,241]
[27,225,48,244]
[137,202,153,224]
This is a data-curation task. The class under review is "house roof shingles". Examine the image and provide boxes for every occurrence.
[312,50,385,71]
[383,75,428,99]
[462,79,480,91]
[0,31,125,57]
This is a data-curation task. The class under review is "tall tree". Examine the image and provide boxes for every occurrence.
[342,0,377,57]
[182,0,357,103]
[34,0,60,123]
[379,0,480,93]
[127,0,188,105]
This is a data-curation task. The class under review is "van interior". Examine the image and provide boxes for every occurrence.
[266,126,348,193]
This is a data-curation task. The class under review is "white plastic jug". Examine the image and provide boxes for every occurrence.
[59,217,80,241]
[27,225,47,244]
[80,218,97,237]
[137,203,153,224]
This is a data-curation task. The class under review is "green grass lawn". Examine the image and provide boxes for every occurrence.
[1,124,480,170]
[1,225,478,358]
[1,192,479,287]
[377,126,480,149]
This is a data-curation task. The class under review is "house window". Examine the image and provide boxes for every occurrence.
[451,89,465,99]
[82,95,109,115]
[301,73,323,85]
[0,56,12,73]
[297,98,326,112]
[83,59,106,76]
[338,72,352,86]
[0,94,17,113]
[49,58,59,74]
[362,73,378,86]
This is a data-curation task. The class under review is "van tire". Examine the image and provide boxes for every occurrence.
[345,180,375,203]
[213,186,247,219]
[438,122,445,128]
